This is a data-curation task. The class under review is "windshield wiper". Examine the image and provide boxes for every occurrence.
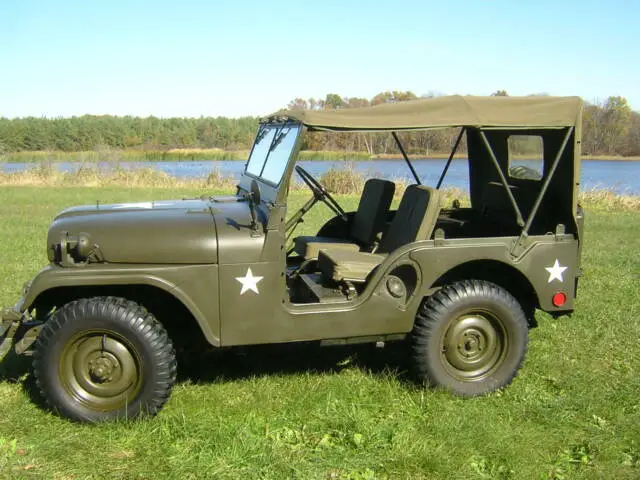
[270,127,290,152]
[255,125,268,144]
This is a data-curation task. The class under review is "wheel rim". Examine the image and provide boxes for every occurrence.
[59,330,143,412]
[440,310,508,381]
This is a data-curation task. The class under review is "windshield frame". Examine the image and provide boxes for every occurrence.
[243,121,301,188]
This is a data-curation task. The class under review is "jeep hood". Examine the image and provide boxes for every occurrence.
[48,199,223,264]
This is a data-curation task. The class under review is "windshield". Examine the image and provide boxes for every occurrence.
[244,123,300,185]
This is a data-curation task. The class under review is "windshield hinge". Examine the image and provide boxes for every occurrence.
[509,234,529,258]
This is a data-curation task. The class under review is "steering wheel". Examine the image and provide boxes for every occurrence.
[295,165,347,221]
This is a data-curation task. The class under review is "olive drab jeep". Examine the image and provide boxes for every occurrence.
[0,95,585,422]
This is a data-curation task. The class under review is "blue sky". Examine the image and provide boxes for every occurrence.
[0,0,638,118]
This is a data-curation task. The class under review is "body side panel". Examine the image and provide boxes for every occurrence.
[220,236,578,346]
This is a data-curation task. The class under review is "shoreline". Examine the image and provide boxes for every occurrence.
[0,167,636,210]
[2,149,640,163]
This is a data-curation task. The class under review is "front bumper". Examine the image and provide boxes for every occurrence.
[0,306,22,362]
[0,303,41,363]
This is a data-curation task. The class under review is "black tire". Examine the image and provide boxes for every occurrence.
[33,296,177,422]
[411,280,528,396]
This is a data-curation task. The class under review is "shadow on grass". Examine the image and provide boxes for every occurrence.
[0,341,416,409]
[0,351,49,410]
[0,350,31,381]
[175,341,414,386]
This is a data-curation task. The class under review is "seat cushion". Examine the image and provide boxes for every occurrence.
[318,249,386,283]
[294,236,360,259]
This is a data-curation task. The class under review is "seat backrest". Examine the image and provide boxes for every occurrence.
[379,185,440,253]
[349,179,395,245]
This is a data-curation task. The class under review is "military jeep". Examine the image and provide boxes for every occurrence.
[0,95,584,422]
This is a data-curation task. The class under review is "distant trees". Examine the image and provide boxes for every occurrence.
[0,92,638,156]
[0,115,258,153]
[582,96,638,156]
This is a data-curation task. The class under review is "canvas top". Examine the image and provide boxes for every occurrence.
[265,95,583,131]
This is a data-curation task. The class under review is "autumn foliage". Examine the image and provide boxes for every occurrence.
[0,91,638,157]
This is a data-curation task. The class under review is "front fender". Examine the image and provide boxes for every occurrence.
[22,263,220,346]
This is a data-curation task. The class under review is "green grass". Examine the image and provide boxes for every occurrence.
[0,186,639,479]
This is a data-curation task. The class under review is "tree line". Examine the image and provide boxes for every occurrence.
[0,116,258,153]
[0,91,638,157]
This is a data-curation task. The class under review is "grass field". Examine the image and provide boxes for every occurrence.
[0,186,639,479]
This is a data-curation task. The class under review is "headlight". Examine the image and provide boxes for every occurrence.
[52,232,94,265]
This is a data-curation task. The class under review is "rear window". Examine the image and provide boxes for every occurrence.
[508,135,543,180]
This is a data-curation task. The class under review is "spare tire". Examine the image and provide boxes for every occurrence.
[509,165,542,181]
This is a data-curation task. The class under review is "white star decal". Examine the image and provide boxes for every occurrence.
[235,268,263,295]
[545,259,568,283]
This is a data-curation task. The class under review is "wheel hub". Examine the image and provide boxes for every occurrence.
[89,355,117,383]
[442,312,506,380]
[457,330,485,358]
[60,331,142,411]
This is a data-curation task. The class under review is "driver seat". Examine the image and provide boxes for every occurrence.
[294,179,395,259]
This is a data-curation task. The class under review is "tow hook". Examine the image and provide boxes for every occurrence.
[14,322,43,356]
[0,309,42,362]
[0,309,22,362]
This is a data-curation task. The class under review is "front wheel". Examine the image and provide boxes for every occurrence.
[33,297,177,422]
[411,280,528,396]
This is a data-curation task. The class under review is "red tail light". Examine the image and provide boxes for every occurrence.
[552,292,567,307]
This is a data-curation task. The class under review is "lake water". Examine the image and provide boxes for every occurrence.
[3,159,639,195]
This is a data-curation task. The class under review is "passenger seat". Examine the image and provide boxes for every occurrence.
[317,185,440,283]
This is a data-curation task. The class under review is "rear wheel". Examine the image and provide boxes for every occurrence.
[33,297,176,422]
[411,280,528,396]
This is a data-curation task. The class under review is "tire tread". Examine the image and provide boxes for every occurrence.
[411,280,528,396]
[33,296,177,421]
